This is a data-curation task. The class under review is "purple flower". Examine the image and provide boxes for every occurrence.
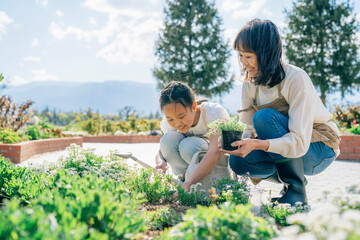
[211,176,217,180]
[246,171,250,176]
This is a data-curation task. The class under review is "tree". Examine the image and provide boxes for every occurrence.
[153,0,234,98]
[284,0,360,105]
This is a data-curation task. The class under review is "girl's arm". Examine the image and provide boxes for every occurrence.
[181,134,221,191]
[155,149,168,173]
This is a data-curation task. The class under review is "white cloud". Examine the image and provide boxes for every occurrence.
[35,0,48,6]
[222,0,267,19]
[8,75,27,86]
[31,38,39,47]
[23,56,41,62]
[31,69,58,82]
[0,11,13,40]
[49,0,162,64]
[89,17,97,27]
[56,10,64,17]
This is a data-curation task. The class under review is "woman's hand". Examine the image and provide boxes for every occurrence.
[219,139,269,158]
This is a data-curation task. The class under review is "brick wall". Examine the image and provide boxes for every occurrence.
[1,135,358,164]
[338,135,360,161]
[0,137,83,163]
[82,135,161,143]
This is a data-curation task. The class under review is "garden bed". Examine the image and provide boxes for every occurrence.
[0,145,359,239]
[0,137,83,163]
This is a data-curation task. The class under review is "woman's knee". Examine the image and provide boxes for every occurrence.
[229,155,249,175]
[178,137,208,163]
[253,108,278,128]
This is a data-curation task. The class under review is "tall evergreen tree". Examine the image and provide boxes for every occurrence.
[153,0,233,97]
[284,0,360,105]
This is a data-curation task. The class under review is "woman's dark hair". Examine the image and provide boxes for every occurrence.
[159,81,208,110]
[233,18,285,88]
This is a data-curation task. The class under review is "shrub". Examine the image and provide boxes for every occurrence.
[0,95,34,132]
[0,128,30,143]
[161,203,278,240]
[264,202,309,226]
[176,183,207,207]
[333,105,360,129]
[145,207,182,230]
[208,175,250,205]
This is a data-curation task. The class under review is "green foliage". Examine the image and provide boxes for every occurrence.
[83,118,102,135]
[0,128,30,143]
[333,104,360,129]
[208,176,250,205]
[176,183,207,207]
[264,202,308,226]
[161,203,277,240]
[145,207,182,230]
[350,125,360,135]
[208,116,246,135]
[0,157,50,204]
[24,118,62,140]
[154,0,233,98]
[285,0,360,105]
[127,168,177,203]
[0,172,147,239]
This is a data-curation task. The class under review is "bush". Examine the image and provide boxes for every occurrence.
[264,202,308,226]
[145,207,182,230]
[0,128,30,143]
[161,203,278,240]
[333,105,360,129]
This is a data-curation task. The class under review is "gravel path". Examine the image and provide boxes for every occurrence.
[20,143,360,208]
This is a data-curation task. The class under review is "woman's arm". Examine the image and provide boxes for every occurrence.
[181,134,221,191]
[240,82,256,138]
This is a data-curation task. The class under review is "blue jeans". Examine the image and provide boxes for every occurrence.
[230,108,336,178]
[160,131,209,175]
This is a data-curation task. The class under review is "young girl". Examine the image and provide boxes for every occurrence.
[220,19,340,206]
[155,81,230,192]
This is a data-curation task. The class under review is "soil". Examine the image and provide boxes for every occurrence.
[133,202,194,239]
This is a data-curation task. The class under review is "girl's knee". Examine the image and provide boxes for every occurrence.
[178,137,208,163]
[160,131,184,149]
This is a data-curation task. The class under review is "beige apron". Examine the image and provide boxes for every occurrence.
[238,84,340,151]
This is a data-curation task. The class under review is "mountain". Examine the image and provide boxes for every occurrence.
[2,81,161,115]
[1,80,358,115]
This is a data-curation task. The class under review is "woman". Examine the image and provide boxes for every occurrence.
[220,19,340,206]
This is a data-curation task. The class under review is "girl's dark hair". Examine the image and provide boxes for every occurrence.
[159,81,208,110]
[233,18,285,88]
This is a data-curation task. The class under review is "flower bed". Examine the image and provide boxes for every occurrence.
[1,144,359,239]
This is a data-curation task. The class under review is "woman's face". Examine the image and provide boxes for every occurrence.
[239,51,258,78]
[162,102,196,133]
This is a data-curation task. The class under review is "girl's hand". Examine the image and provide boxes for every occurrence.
[155,152,168,173]
[219,139,269,158]
[181,181,191,192]
[155,159,168,173]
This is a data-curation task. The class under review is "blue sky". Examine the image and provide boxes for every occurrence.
[0,0,359,86]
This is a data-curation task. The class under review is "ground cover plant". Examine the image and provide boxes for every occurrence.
[1,144,360,239]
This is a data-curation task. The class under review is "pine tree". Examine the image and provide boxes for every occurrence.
[153,0,233,97]
[284,0,360,105]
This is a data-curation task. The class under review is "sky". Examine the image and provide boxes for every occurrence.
[0,0,359,87]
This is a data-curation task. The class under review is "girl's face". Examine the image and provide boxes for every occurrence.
[239,51,258,77]
[162,102,197,133]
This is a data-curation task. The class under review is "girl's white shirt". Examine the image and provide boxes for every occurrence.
[160,102,229,137]
[240,63,340,158]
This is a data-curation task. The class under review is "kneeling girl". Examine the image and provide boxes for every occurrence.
[155,81,230,192]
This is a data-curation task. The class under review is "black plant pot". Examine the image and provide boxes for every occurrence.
[221,130,243,151]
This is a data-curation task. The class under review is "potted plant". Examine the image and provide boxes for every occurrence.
[208,116,246,151]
